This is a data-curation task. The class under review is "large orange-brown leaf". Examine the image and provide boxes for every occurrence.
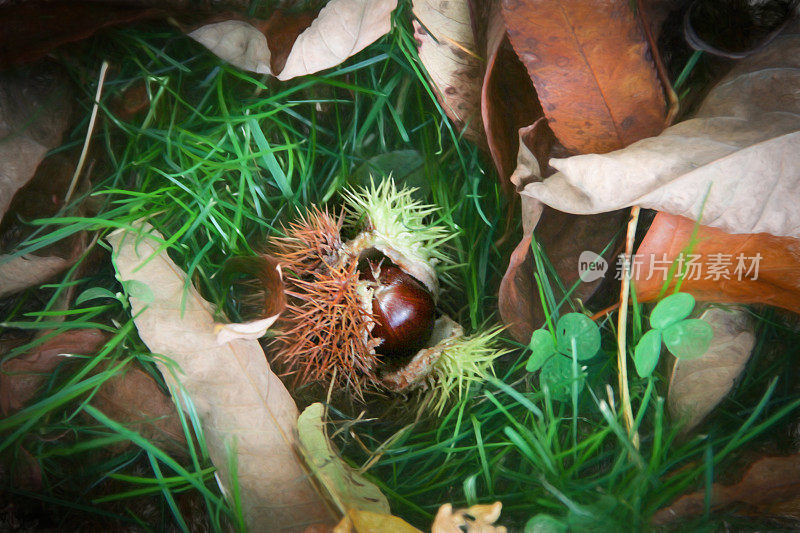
[652,454,800,524]
[515,21,800,237]
[501,0,667,154]
[634,212,800,313]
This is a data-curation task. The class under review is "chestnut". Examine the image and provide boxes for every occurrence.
[359,260,435,357]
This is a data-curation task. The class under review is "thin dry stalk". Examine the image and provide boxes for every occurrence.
[65,60,109,204]
[617,205,640,449]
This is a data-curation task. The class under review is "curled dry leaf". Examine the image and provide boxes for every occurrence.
[108,224,332,531]
[502,0,667,154]
[297,403,389,515]
[635,212,800,314]
[412,0,483,144]
[432,501,506,533]
[190,0,398,80]
[517,20,800,238]
[668,307,755,434]
[481,3,549,196]
[652,454,800,524]
[0,64,73,221]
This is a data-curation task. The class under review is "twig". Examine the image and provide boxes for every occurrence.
[617,206,640,448]
[590,302,620,321]
[64,60,109,204]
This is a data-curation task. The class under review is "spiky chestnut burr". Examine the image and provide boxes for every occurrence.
[270,208,380,392]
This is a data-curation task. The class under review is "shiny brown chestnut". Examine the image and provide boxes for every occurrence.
[359,260,435,357]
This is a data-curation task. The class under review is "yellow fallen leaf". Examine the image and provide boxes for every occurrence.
[298,403,390,515]
[334,509,422,533]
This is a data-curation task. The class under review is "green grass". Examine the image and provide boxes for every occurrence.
[1,3,509,529]
[1,2,799,531]
[351,242,800,530]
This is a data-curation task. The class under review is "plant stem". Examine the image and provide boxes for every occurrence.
[65,60,109,205]
[617,206,640,448]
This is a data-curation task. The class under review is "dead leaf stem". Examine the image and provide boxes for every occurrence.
[617,206,639,448]
[65,60,109,205]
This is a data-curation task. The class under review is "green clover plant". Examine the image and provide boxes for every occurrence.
[525,294,714,396]
[526,312,600,400]
[633,292,713,378]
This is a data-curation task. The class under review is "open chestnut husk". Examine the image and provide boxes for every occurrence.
[264,179,504,410]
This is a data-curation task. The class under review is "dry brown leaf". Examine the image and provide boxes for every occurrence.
[107,224,333,531]
[432,502,506,533]
[635,213,800,314]
[508,122,553,234]
[0,255,74,299]
[278,0,396,81]
[0,329,109,415]
[502,0,666,154]
[0,329,186,456]
[0,3,165,68]
[652,454,800,524]
[412,0,483,144]
[499,208,626,344]
[668,307,755,434]
[92,365,188,457]
[0,64,73,221]
[190,0,397,80]
[190,20,272,74]
[517,20,800,238]
[0,152,88,298]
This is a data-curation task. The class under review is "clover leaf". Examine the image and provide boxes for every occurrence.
[663,318,713,359]
[526,329,556,372]
[526,313,597,401]
[540,353,585,402]
[633,329,662,378]
[556,313,601,361]
[633,292,714,378]
[649,292,696,329]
